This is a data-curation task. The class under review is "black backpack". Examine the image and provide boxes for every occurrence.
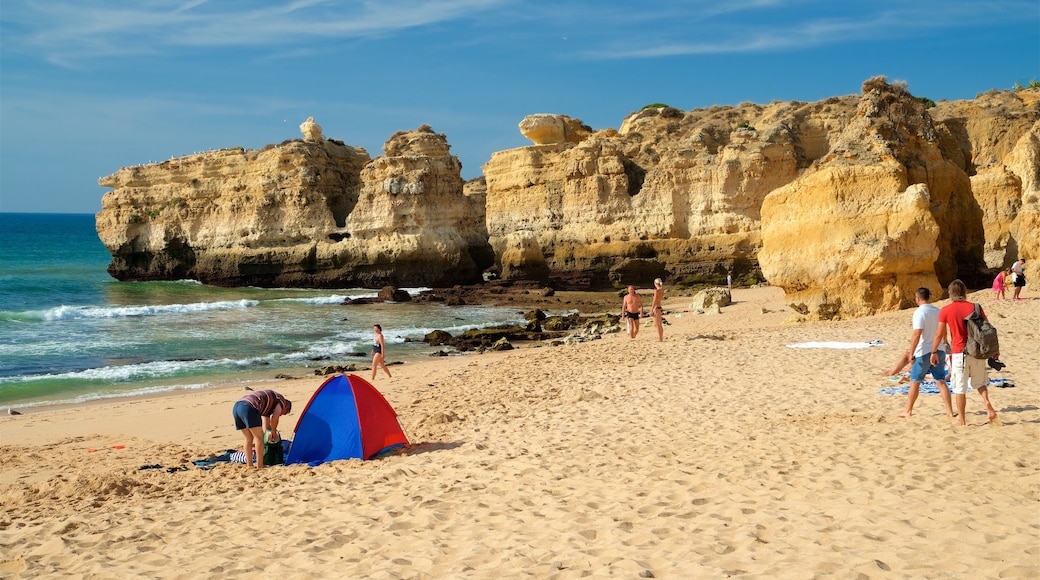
[264,430,285,466]
[963,303,999,359]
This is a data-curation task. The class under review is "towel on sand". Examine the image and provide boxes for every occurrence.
[787,340,884,349]
[879,378,1014,395]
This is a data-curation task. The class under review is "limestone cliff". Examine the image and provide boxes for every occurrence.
[97,83,1038,318]
[97,123,492,287]
[483,83,1038,318]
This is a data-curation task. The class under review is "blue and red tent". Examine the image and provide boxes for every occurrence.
[285,374,408,466]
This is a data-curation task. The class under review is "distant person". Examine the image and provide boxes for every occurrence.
[233,389,292,468]
[930,279,998,425]
[992,269,1009,301]
[1011,258,1026,300]
[727,273,732,289]
[621,286,645,339]
[650,278,665,342]
[897,287,953,419]
[371,324,392,380]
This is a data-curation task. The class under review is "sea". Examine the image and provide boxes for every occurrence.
[0,213,532,410]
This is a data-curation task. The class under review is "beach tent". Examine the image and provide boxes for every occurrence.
[285,374,408,466]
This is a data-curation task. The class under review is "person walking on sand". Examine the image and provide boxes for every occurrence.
[930,279,998,426]
[371,324,392,380]
[897,287,953,419]
[621,286,645,339]
[1011,258,1026,300]
[992,268,1009,301]
[232,389,291,468]
[650,278,665,342]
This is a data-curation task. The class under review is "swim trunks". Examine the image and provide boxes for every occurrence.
[625,311,641,320]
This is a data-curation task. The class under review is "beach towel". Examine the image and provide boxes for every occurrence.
[878,378,1013,396]
[787,340,884,349]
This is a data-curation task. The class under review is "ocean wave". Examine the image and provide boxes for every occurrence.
[6,382,213,410]
[0,356,262,385]
[274,294,353,305]
[38,299,260,321]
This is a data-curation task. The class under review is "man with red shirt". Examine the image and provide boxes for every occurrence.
[930,279,998,426]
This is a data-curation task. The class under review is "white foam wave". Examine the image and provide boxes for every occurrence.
[41,299,260,321]
[9,383,213,409]
[274,295,351,305]
[0,356,259,384]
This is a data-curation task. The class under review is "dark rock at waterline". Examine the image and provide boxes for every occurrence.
[378,285,412,302]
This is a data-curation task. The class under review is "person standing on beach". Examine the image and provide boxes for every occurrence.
[992,269,1009,301]
[232,389,291,468]
[371,324,392,380]
[898,287,953,419]
[649,278,665,342]
[929,279,998,426]
[1011,258,1026,300]
[621,286,645,339]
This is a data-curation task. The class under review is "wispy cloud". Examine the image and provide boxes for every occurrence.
[579,1,1037,59]
[3,0,508,66]
[1,0,1035,68]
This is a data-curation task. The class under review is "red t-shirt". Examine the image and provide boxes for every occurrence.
[938,300,986,353]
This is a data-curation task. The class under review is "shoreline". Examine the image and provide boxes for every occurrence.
[0,287,625,412]
[2,285,1037,578]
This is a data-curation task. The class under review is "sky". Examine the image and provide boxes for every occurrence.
[1,1,1038,214]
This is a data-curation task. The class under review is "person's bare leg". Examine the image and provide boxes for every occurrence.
[248,426,265,468]
[371,356,377,381]
[899,382,920,417]
[654,313,663,341]
[882,351,912,377]
[955,394,967,426]
[976,386,998,423]
[240,429,255,468]
[937,381,954,418]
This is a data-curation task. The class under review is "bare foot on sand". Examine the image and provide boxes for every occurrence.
[897,410,912,418]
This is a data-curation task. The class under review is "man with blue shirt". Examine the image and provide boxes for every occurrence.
[899,287,953,419]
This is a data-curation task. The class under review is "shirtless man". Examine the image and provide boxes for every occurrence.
[621,285,645,339]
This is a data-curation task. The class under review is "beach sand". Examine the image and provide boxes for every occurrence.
[1,286,1037,578]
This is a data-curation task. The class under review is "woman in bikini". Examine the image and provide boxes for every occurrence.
[371,324,392,380]
[650,278,665,342]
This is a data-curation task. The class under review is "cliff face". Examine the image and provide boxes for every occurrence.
[96,82,1039,318]
[483,82,1039,318]
[97,124,492,287]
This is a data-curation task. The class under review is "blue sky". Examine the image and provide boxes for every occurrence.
[2,1,1037,214]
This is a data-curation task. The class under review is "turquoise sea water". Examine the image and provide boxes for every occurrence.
[0,213,529,408]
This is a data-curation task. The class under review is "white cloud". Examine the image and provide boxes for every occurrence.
[2,0,1035,66]
[4,0,509,65]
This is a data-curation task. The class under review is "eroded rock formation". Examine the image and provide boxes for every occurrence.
[483,81,1039,318]
[96,84,1039,319]
[97,123,492,287]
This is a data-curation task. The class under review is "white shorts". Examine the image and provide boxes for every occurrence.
[948,353,989,395]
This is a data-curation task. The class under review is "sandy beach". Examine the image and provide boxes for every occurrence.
[1,286,1037,579]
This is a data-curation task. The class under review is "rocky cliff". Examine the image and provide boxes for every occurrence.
[482,80,1039,318]
[97,124,492,287]
[97,80,1039,318]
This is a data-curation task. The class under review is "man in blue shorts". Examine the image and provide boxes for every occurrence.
[899,287,953,419]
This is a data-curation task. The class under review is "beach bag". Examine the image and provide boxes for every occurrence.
[963,303,999,359]
[264,430,285,466]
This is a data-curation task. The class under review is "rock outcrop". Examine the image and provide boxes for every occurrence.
[483,82,1039,318]
[96,83,1039,319]
[97,122,492,287]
